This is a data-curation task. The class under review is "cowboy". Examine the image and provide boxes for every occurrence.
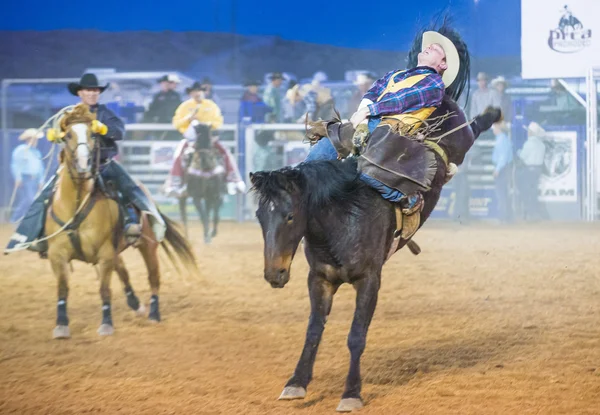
[144,74,182,123]
[10,129,45,223]
[517,121,547,221]
[306,28,465,209]
[166,82,245,197]
[263,72,285,123]
[5,73,165,254]
[173,81,223,133]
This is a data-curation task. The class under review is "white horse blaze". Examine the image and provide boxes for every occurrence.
[72,124,90,171]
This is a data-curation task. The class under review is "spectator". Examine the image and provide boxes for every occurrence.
[263,72,285,123]
[469,72,501,120]
[491,76,512,121]
[348,72,376,115]
[200,77,222,109]
[10,129,45,223]
[284,80,306,123]
[253,130,283,172]
[308,71,335,120]
[518,122,547,221]
[491,121,513,224]
[239,80,271,123]
[172,82,223,134]
[144,74,182,123]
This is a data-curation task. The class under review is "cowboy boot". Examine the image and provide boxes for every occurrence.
[123,205,142,245]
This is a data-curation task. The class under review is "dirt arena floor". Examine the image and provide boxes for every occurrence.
[1,220,600,414]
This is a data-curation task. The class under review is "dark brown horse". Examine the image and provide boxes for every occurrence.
[179,123,225,243]
[250,100,501,412]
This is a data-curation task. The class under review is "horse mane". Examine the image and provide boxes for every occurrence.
[251,158,368,215]
[60,104,95,130]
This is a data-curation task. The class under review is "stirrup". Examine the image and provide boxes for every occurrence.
[124,223,142,246]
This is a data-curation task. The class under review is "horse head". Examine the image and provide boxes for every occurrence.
[250,168,307,288]
[57,104,96,176]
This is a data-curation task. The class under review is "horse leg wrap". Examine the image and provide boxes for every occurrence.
[149,295,161,322]
[56,299,69,326]
[125,289,140,311]
[102,302,113,326]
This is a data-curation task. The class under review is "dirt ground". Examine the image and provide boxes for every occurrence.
[1,221,600,414]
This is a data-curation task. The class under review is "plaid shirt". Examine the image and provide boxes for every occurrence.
[363,66,444,117]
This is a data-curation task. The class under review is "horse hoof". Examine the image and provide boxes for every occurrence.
[336,398,363,412]
[97,324,114,336]
[148,313,161,323]
[278,386,306,400]
[204,235,212,244]
[135,304,147,317]
[53,325,71,339]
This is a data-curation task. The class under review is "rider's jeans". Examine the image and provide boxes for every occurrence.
[305,136,406,203]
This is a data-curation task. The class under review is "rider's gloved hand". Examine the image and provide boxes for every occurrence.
[235,181,247,193]
[227,181,247,195]
[91,120,108,135]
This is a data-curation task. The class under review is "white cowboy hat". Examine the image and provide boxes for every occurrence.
[491,76,507,87]
[422,31,460,87]
[19,128,44,141]
[523,121,546,137]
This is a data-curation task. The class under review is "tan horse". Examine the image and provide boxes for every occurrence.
[46,104,196,339]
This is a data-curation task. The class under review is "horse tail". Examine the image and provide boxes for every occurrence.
[159,212,198,272]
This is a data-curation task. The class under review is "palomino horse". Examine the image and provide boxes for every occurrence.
[250,102,501,412]
[46,104,196,339]
[179,123,225,243]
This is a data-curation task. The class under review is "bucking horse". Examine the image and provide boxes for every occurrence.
[250,94,501,411]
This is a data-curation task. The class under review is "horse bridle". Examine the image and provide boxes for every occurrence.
[61,125,101,207]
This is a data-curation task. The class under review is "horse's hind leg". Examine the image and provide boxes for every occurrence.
[96,251,116,336]
[210,196,221,238]
[50,255,71,339]
[279,271,337,401]
[336,275,380,412]
[115,255,145,316]
[138,224,161,322]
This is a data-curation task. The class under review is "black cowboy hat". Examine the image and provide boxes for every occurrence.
[185,81,206,94]
[68,73,109,96]
[268,72,285,81]
[244,79,262,87]
[200,76,213,85]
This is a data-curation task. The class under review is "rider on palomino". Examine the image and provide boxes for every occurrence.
[165,81,246,197]
[305,23,494,225]
[5,73,165,254]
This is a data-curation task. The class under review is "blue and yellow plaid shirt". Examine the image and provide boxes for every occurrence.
[363,66,445,117]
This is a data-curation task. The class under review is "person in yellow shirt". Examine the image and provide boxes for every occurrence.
[172,82,223,133]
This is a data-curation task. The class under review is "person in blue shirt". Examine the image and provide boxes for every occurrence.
[239,80,271,123]
[10,128,45,223]
[491,121,514,223]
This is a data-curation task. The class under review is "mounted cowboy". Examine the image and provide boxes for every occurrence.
[165,81,246,198]
[5,73,165,254]
[306,18,500,236]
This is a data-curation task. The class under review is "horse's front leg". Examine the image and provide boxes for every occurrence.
[97,249,116,336]
[279,271,337,400]
[193,196,210,243]
[50,253,71,339]
[337,275,380,412]
[178,196,188,238]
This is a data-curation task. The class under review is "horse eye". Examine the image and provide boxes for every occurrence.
[286,213,294,223]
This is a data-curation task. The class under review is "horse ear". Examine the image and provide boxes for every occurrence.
[249,171,264,188]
